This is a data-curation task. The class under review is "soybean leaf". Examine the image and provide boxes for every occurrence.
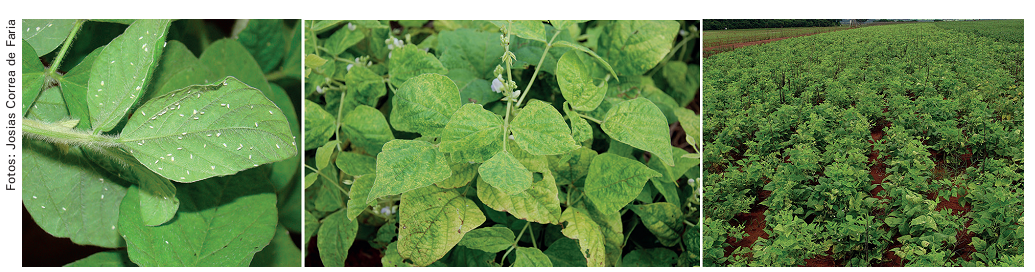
[398,186,486,266]
[21,40,46,115]
[431,245,497,267]
[199,39,273,98]
[303,172,317,189]
[584,153,660,214]
[266,83,301,192]
[389,73,460,136]
[514,247,553,267]
[557,50,608,111]
[629,203,683,247]
[559,206,605,267]
[88,19,171,132]
[84,148,178,227]
[382,242,414,267]
[549,20,587,31]
[235,19,285,73]
[346,174,375,221]
[303,211,320,248]
[477,172,562,224]
[283,23,302,79]
[440,103,503,160]
[388,44,448,87]
[621,248,678,267]
[65,250,136,267]
[344,65,387,108]
[250,225,302,267]
[318,209,359,267]
[436,161,478,189]
[314,141,337,169]
[491,20,546,43]
[647,155,681,208]
[30,89,67,124]
[661,61,697,107]
[304,99,335,150]
[544,238,587,267]
[314,166,343,212]
[119,77,297,183]
[563,103,593,144]
[326,23,365,56]
[457,226,515,253]
[118,169,278,266]
[23,141,128,249]
[552,40,618,80]
[279,183,303,233]
[341,105,394,154]
[58,45,105,129]
[23,19,77,57]
[479,150,532,195]
[511,100,579,155]
[335,152,376,177]
[367,139,451,203]
[551,146,597,186]
[601,97,674,166]
[438,29,505,79]
[309,20,345,35]
[584,199,624,266]
[598,20,678,76]
[673,107,700,151]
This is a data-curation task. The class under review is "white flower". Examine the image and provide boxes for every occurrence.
[387,44,394,50]
[388,51,392,59]
[316,85,325,94]
[348,22,356,31]
[346,63,353,72]
[491,75,504,93]
[679,30,689,37]
[380,206,393,215]
[512,90,521,98]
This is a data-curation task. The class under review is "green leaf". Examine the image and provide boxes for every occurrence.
[647,155,681,208]
[511,100,579,155]
[23,19,77,57]
[552,40,619,80]
[368,139,451,203]
[344,65,387,108]
[65,250,136,267]
[662,61,697,107]
[550,20,587,31]
[335,152,376,177]
[557,50,608,111]
[436,161,478,189]
[283,23,302,80]
[552,146,597,186]
[545,238,587,267]
[235,19,285,73]
[390,73,460,136]
[346,174,375,221]
[303,172,317,189]
[628,203,683,247]
[563,103,593,144]
[440,103,503,161]
[309,20,345,35]
[23,141,128,248]
[584,199,624,267]
[314,165,343,212]
[304,99,335,150]
[88,19,171,132]
[514,247,554,267]
[477,172,563,224]
[388,44,448,87]
[584,153,660,214]
[29,86,67,122]
[326,23,366,56]
[198,39,273,98]
[598,20,678,76]
[382,242,414,267]
[621,248,678,267]
[315,141,337,170]
[492,20,547,43]
[118,169,277,266]
[438,29,505,79]
[458,226,515,253]
[119,77,297,183]
[303,211,320,249]
[673,107,700,150]
[479,150,533,195]
[318,209,359,267]
[266,83,301,192]
[560,207,605,267]
[147,40,199,100]
[85,148,178,227]
[342,105,394,154]
[21,40,46,116]
[601,97,674,166]
[58,45,105,129]
[250,225,302,267]
[398,185,486,266]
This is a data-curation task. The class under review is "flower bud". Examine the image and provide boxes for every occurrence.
[346,63,353,72]
[348,22,356,31]
[491,75,504,93]
[316,85,325,94]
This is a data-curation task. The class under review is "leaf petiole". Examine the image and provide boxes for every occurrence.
[576,113,603,124]
[44,19,85,78]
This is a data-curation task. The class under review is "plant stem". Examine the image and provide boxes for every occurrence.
[303,164,349,196]
[501,221,530,265]
[515,30,563,109]
[23,118,120,148]
[265,69,287,81]
[501,22,515,153]
[645,35,691,78]
[45,19,85,77]
[576,113,603,124]
[334,91,347,148]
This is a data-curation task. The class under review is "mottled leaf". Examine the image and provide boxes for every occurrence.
[440,103,503,160]
[560,207,605,267]
[511,100,579,155]
[335,152,376,177]
[629,203,684,247]
[388,44,448,87]
[601,97,674,166]
[398,186,486,266]
[514,247,553,267]
[584,153,660,214]
[389,73,460,136]
[368,139,451,203]
[318,209,359,266]
[598,20,678,76]
[346,174,375,221]
[458,226,515,253]
[557,50,608,111]
[479,150,533,195]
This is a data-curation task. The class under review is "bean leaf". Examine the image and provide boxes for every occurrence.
[601,97,674,166]
[390,73,461,136]
[560,207,605,267]
[457,226,515,253]
[440,103,503,162]
[388,44,448,87]
[398,186,486,266]
[557,50,608,111]
[628,203,683,247]
[88,19,171,132]
[584,153,660,214]
[318,209,359,267]
[478,150,532,195]
[597,20,678,76]
[514,247,553,267]
[367,139,451,204]
[304,99,335,150]
[510,100,579,155]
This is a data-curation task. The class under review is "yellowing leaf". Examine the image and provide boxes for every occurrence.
[368,140,451,203]
[584,153,660,214]
[398,186,485,266]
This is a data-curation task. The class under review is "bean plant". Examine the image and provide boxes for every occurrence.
[22,19,303,267]
[303,20,701,267]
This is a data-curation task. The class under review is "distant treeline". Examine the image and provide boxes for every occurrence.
[704,19,841,30]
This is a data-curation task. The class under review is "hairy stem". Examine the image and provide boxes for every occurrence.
[23,118,120,148]
[45,19,85,77]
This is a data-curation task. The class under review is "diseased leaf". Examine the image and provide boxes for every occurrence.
[511,100,579,155]
[601,97,674,166]
[514,247,553,267]
[629,203,683,247]
[23,19,77,57]
[235,19,285,73]
[344,65,387,108]
[552,40,618,80]
[673,107,700,150]
[314,165,343,212]
[22,40,47,116]
[563,103,593,144]
[318,209,359,267]
[325,21,365,56]
[440,103,503,162]
[388,44,448,87]
[598,20,678,76]
[492,20,546,43]
[346,174,375,221]
[545,238,587,267]
[314,141,337,170]
[368,139,451,203]
[119,77,297,183]
[382,242,414,267]
[584,153,660,214]
[118,169,277,266]
[559,207,605,267]
[250,225,302,267]
[398,186,486,266]
[458,226,515,253]
[438,29,505,79]
[304,99,335,150]
[478,172,562,225]
[479,150,533,195]
[436,161,478,189]
[584,199,624,266]
[65,250,136,267]
[389,73,460,136]
[557,50,608,111]
[335,152,376,177]
[647,155,681,208]
[303,211,320,249]
[88,19,171,132]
